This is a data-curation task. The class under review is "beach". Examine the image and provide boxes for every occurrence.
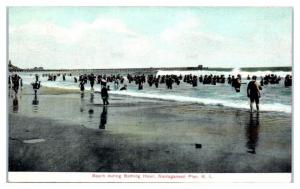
[8,85,291,173]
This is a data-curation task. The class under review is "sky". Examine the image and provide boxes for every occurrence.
[9,7,292,69]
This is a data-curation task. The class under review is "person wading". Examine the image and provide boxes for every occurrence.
[101,85,109,105]
[247,76,261,112]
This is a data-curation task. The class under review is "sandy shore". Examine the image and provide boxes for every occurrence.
[8,85,291,173]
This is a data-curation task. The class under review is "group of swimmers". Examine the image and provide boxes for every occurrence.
[76,74,112,105]
[37,72,293,92]
[9,74,42,97]
[246,74,292,87]
[37,72,294,94]
[9,72,293,112]
[44,73,72,81]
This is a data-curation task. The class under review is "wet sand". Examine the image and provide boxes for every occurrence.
[8,85,291,173]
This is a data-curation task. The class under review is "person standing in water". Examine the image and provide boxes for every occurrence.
[35,74,39,82]
[79,80,85,93]
[89,73,96,90]
[247,76,261,112]
[12,74,21,95]
[234,77,241,92]
[31,81,41,96]
[101,85,109,105]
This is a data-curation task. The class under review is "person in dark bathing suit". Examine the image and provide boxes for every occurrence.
[247,76,261,112]
[101,85,109,105]
[79,80,85,93]
[12,74,21,95]
[89,74,96,90]
[31,81,41,96]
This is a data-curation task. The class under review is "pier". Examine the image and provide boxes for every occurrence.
[9,64,206,73]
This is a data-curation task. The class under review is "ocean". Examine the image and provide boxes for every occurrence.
[15,67,292,114]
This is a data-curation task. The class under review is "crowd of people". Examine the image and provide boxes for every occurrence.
[9,72,293,111]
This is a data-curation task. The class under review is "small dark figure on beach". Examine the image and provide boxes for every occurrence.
[35,74,39,82]
[260,77,264,86]
[233,78,241,92]
[83,74,88,84]
[74,77,78,83]
[114,79,119,90]
[31,81,41,96]
[99,106,108,129]
[199,75,203,83]
[227,75,232,84]
[138,82,143,90]
[89,73,96,90]
[12,74,21,94]
[247,76,261,112]
[155,78,159,88]
[100,79,107,88]
[120,85,127,91]
[284,74,292,87]
[101,85,109,105]
[166,76,173,89]
[192,76,198,87]
[212,76,216,85]
[79,80,85,93]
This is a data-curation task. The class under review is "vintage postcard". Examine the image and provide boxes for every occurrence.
[7,6,293,183]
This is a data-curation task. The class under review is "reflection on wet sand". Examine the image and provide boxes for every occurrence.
[99,106,108,129]
[32,95,39,105]
[246,112,260,154]
[80,93,85,112]
[88,109,94,119]
[12,96,19,113]
[32,94,39,112]
[90,93,94,103]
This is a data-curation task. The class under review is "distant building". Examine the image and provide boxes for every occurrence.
[33,67,44,70]
[186,65,204,70]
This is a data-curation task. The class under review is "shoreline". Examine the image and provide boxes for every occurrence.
[15,84,292,115]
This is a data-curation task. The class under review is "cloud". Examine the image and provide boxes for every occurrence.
[9,14,292,69]
[10,17,145,69]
